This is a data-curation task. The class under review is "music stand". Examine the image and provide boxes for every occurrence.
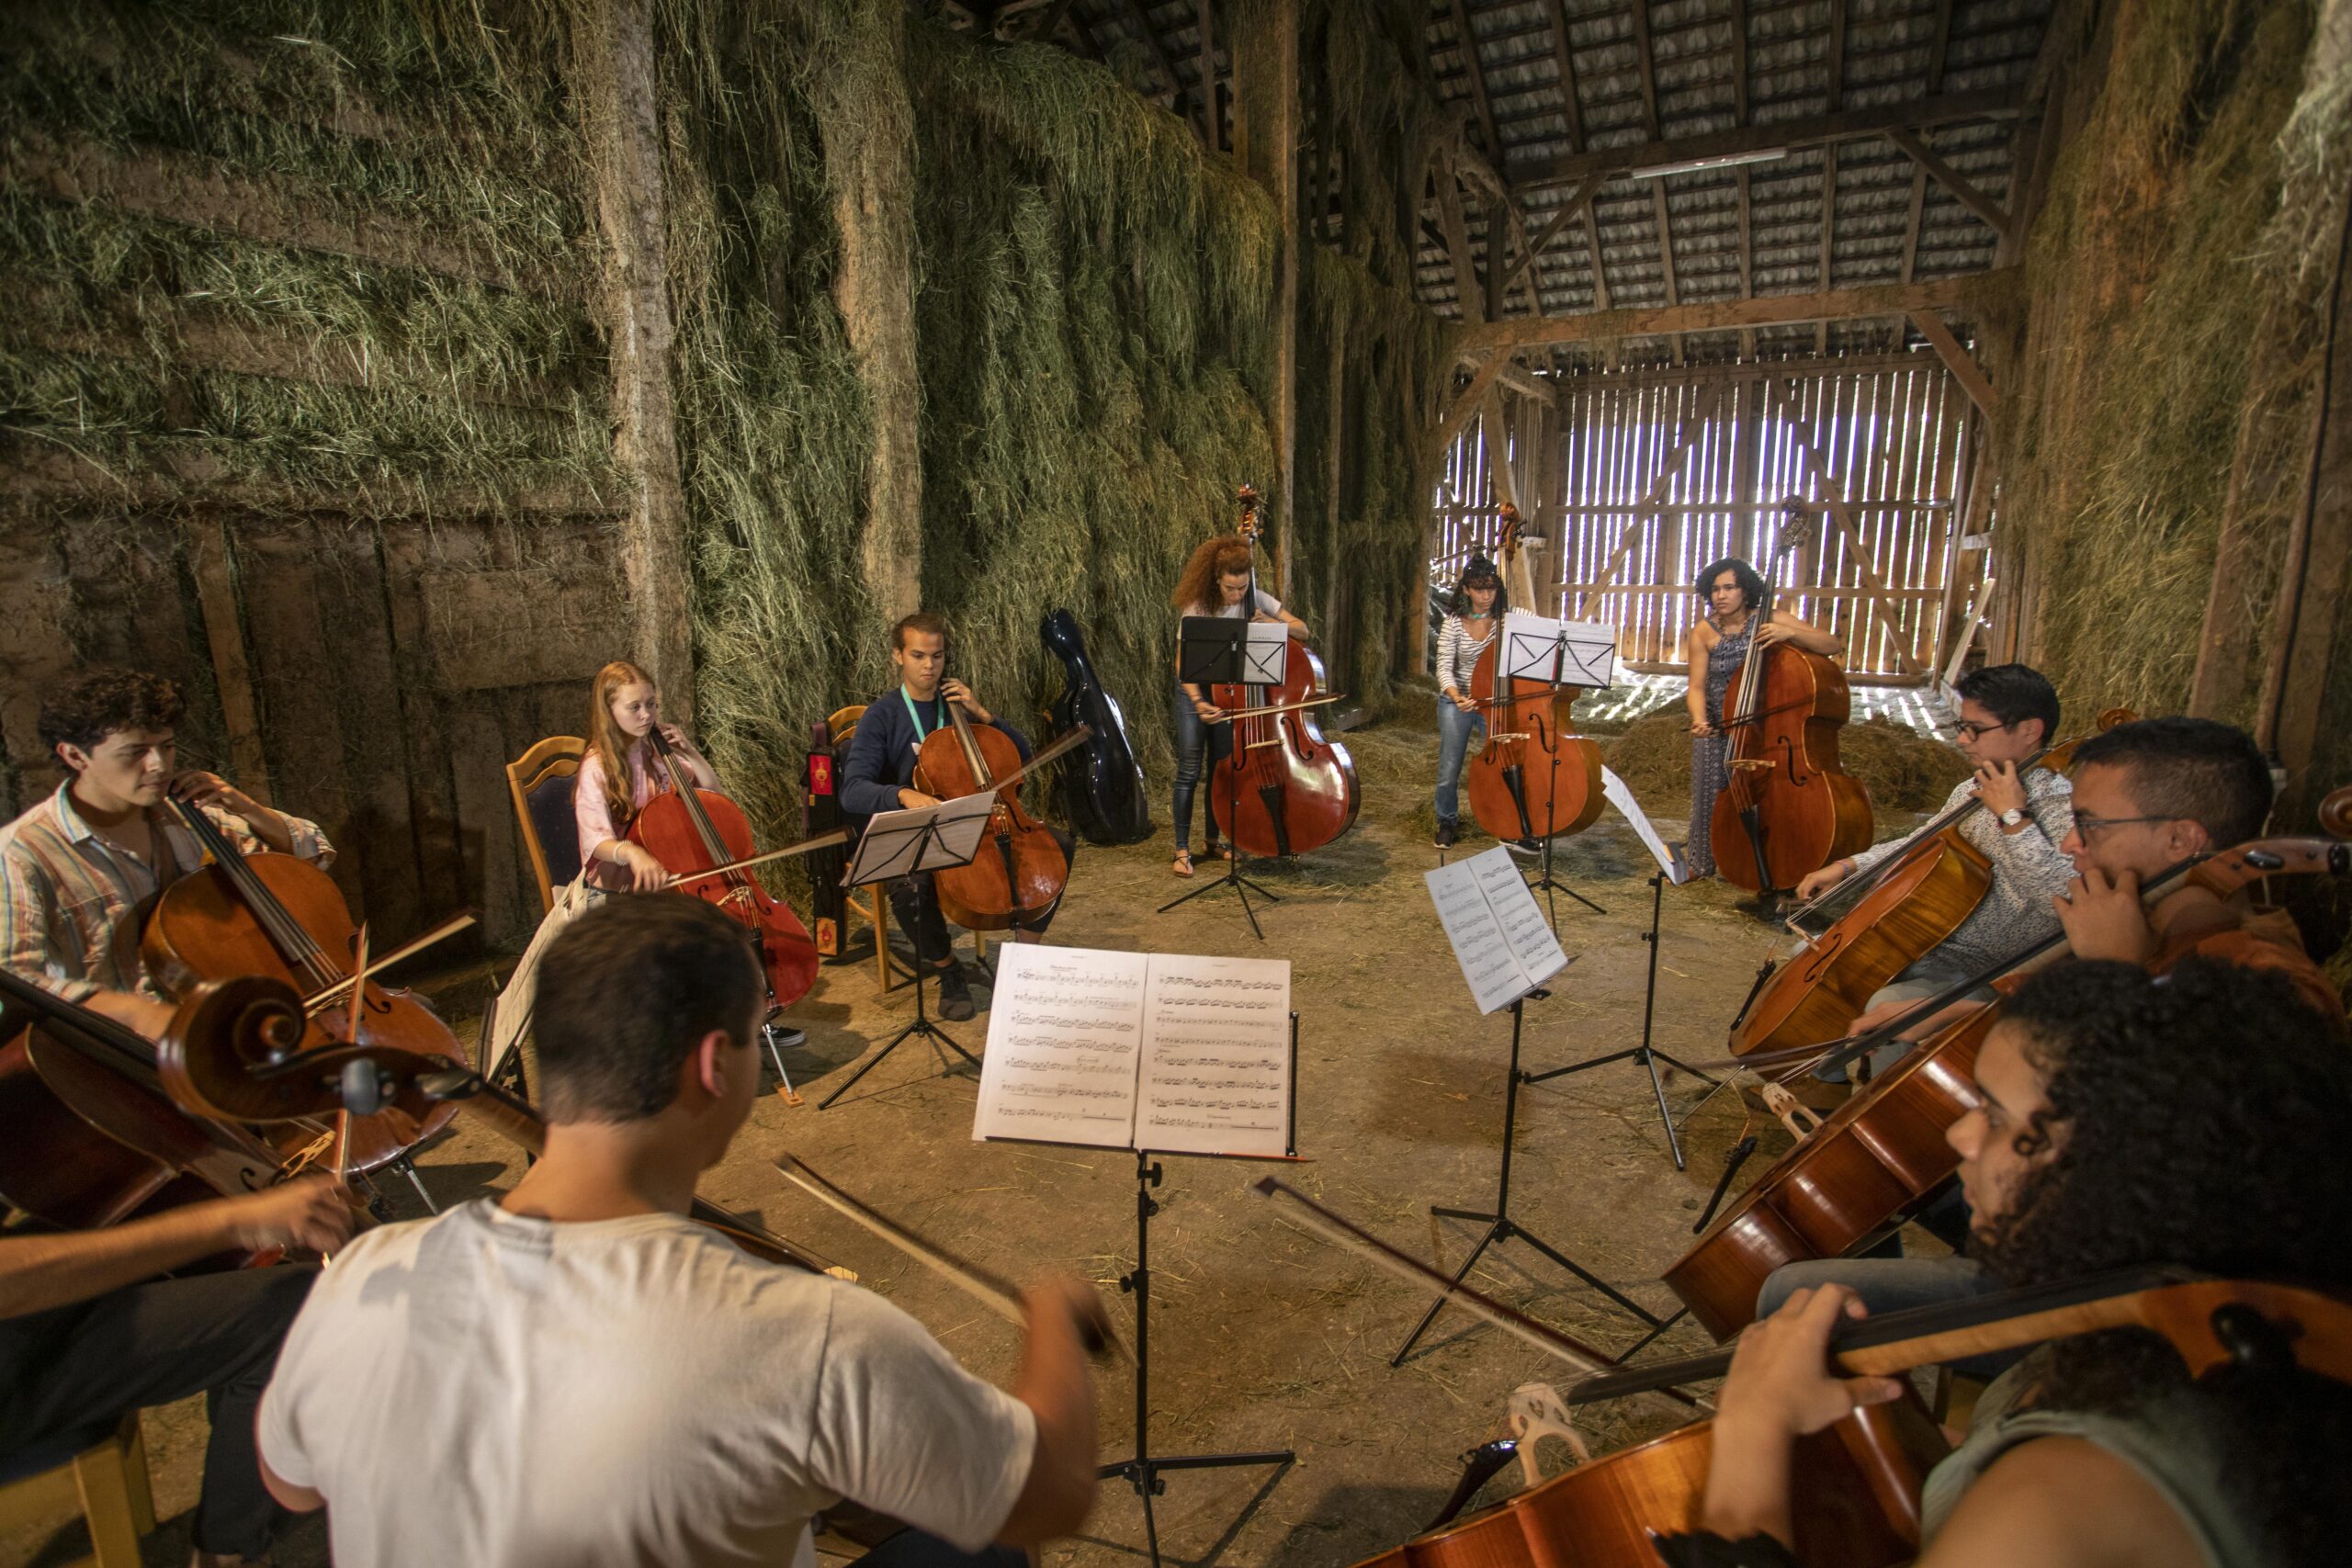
[1500,613,1615,924]
[820,795,998,1110]
[1158,615,1283,939]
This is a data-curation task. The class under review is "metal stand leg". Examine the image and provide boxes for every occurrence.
[1393,998,1665,1365]
[1523,873,1719,1170]
[1157,753,1280,939]
[1524,829,1604,927]
[381,1154,438,1214]
[1099,1151,1293,1568]
[819,956,978,1110]
[763,1021,804,1107]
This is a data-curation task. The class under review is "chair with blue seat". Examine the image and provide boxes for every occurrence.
[0,1413,155,1567]
[504,735,587,918]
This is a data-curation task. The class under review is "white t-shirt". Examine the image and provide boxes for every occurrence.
[1213,589,1281,620]
[259,1201,1035,1568]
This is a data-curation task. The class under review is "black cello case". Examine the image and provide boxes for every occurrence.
[1039,609,1153,845]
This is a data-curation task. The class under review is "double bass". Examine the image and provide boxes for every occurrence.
[628,727,820,1016]
[1709,507,1872,896]
[1667,787,2352,1338]
[141,794,458,1174]
[1206,486,1361,859]
[1040,609,1153,846]
[914,665,1090,931]
[1724,708,2135,1058]
[1463,505,1604,845]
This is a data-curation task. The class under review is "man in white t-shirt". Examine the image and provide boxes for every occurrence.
[257,895,1106,1567]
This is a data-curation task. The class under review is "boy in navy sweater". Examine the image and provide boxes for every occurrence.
[840,614,1075,1019]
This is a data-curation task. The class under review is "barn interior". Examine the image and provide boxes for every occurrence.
[3,0,2349,1562]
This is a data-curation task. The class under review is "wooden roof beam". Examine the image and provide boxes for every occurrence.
[1542,0,1587,151]
[1826,0,1847,111]
[1502,173,1603,294]
[1908,310,1998,417]
[1458,272,2012,353]
[1510,88,2021,189]
[1626,0,1662,138]
[1457,346,1556,404]
[1448,0,1503,161]
[1887,126,2015,239]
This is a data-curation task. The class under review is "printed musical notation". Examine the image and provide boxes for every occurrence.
[973,945,1294,1159]
[1426,847,1570,1014]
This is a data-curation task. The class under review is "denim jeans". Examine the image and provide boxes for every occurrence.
[1821,952,1997,1083]
[1434,696,1487,824]
[1169,681,1232,852]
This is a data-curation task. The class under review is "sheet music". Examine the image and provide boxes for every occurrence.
[972,945,1148,1148]
[1470,852,1569,990]
[1241,622,1289,684]
[1501,610,1618,689]
[974,945,1295,1156]
[1600,766,1692,884]
[1136,953,1292,1158]
[847,792,998,886]
[1426,847,1564,1013]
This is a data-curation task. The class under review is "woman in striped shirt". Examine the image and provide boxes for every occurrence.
[1432,555,1508,851]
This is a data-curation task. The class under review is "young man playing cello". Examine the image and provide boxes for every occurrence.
[1792,664,2076,1071]
[839,613,1075,1021]
[0,669,334,1039]
[257,896,1107,1567]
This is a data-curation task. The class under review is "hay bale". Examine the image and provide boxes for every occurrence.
[1600,709,1973,820]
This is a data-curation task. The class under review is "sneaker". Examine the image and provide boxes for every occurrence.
[934,963,978,1021]
[1433,818,1458,849]
[1508,837,1542,858]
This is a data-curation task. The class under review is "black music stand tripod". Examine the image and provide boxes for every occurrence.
[1159,615,1283,940]
[1098,1016,1302,1567]
[820,796,994,1110]
[1393,989,1668,1364]
[1504,622,1604,925]
[1522,870,1718,1169]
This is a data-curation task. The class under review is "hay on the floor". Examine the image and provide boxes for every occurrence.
[1600,708,1972,820]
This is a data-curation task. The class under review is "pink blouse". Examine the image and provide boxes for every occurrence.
[574,747,674,891]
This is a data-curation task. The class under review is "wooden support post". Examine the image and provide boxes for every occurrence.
[581,0,696,709]
[179,511,273,803]
[1909,310,1999,419]
[815,0,923,625]
[1887,127,2015,240]
[1235,0,1299,601]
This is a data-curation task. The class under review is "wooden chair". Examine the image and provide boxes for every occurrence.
[505,736,587,916]
[826,705,988,994]
[0,1414,155,1567]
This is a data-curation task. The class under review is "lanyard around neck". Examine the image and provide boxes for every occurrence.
[900,686,939,742]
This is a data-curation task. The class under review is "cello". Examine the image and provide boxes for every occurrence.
[628,726,820,1016]
[141,794,459,1175]
[1724,708,2136,1058]
[1463,505,1604,846]
[914,662,1090,932]
[1039,609,1153,846]
[1666,786,2352,1339]
[0,964,336,1256]
[1206,486,1361,859]
[1709,507,1873,896]
[151,968,852,1278]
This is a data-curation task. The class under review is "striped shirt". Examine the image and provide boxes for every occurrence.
[0,781,334,1004]
[1435,614,1498,694]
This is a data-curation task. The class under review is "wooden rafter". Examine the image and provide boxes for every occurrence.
[1504,174,1603,294]
[1436,164,1481,321]
[1736,164,1756,355]
[1730,0,1749,123]
[1513,88,2020,189]
[1447,0,1501,160]
[1909,310,1998,417]
[1900,165,1928,282]
[1459,274,2006,353]
[1817,141,1837,353]
[1583,204,1611,311]
[1571,385,1727,618]
[1432,353,1514,456]
[1826,0,1847,112]
[1626,0,1661,138]
[1455,347,1555,403]
[1767,381,1928,677]
[1887,127,2015,239]
[1652,183,1682,365]
[1542,0,1586,152]
[1928,0,1956,92]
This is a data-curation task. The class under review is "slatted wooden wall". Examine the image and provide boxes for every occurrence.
[1432,356,1974,683]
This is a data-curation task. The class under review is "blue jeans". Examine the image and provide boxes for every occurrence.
[1435,697,1486,824]
[1170,681,1231,852]
[1757,1255,2023,1380]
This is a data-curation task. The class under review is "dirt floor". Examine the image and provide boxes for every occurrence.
[7,687,1951,1568]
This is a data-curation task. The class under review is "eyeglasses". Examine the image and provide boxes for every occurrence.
[2067,812,2180,840]
[1952,718,2013,742]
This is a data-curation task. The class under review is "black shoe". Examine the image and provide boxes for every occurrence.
[1433,818,1458,849]
[934,963,977,1021]
[1508,837,1542,858]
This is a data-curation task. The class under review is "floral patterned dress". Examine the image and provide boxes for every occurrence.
[1686,615,1754,879]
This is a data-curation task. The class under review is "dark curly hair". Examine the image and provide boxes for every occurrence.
[1978,958,2352,1562]
[39,668,185,770]
[1693,556,1768,614]
[1449,555,1508,617]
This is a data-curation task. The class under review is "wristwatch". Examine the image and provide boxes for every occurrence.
[1997,807,2027,829]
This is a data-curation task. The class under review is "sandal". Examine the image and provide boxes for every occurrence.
[1171,849,1195,878]
[1200,840,1231,862]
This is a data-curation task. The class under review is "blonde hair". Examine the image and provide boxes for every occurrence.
[584,660,660,834]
